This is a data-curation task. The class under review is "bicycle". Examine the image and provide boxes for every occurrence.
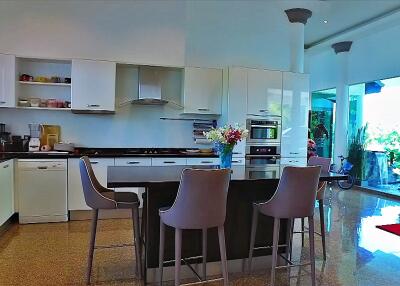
[332,155,355,190]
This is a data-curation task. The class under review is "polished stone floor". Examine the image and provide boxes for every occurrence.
[1,185,400,285]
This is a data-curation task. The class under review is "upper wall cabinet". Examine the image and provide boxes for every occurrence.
[281,72,310,158]
[183,67,222,115]
[71,59,116,113]
[0,54,16,108]
[247,68,282,117]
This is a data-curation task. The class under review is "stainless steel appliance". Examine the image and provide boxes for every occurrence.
[246,118,281,145]
[245,144,280,179]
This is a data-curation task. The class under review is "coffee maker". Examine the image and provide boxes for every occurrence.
[28,123,42,152]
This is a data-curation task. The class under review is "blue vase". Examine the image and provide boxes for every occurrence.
[219,149,233,169]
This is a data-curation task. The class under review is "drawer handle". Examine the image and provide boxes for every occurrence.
[3,164,9,168]
[127,161,140,165]
[197,108,210,111]
[0,101,6,104]
[37,166,48,170]
[163,161,176,164]
[259,109,268,112]
[233,152,242,155]
[200,161,213,164]
[87,104,100,108]
[289,152,299,155]
[232,160,241,163]
[90,161,99,164]
[288,160,299,163]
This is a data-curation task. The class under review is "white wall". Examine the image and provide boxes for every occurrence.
[306,20,400,91]
[0,0,295,148]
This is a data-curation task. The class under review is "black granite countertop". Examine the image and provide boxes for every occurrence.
[0,148,218,162]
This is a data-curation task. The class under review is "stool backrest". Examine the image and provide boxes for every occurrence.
[259,166,321,218]
[308,156,331,172]
[79,156,116,209]
[161,168,231,229]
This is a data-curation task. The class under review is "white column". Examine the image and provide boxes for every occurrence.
[333,51,350,167]
[289,22,305,73]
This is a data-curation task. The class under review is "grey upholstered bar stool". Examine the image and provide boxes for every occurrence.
[302,156,332,260]
[79,156,142,285]
[248,166,321,286]
[158,168,231,286]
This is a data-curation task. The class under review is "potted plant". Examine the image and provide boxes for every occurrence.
[204,125,248,168]
[347,125,368,185]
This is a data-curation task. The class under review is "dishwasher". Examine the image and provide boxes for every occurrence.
[18,159,68,224]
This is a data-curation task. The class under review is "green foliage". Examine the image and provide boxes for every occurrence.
[348,125,368,181]
[369,128,400,167]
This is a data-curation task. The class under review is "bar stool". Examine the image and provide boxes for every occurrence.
[158,168,231,286]
[248,166,321,286]
[302,156,332,260]
[79,156,142,285]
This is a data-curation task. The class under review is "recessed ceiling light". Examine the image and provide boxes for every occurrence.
[323,20,328,24]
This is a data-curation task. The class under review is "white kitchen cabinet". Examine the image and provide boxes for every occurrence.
[0,160,14,226]
[71,59,116,112]
[281,72,310,158]
[183,67,222,115]
[0,54,16,108]
[186,157,219,166]
[280,157,307,175]
[231,157,245,166]
[114,157,151,208]
[227,67,247,158]
[247,68,282,117]
[68,158,115,211]
[151,157,187,166]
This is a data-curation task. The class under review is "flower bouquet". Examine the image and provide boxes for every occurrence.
[204,124,248,168]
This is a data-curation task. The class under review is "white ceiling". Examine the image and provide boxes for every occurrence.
[289,0,400,47]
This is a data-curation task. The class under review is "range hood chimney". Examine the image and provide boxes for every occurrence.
[131,66,168,105]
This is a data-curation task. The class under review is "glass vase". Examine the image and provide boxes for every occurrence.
[217,143,234,169]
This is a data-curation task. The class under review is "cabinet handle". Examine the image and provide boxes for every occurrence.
[3,164,9,168]
[289,152,299,155]
[197,108,210,111]
[232,160,242,163]
[163,161,176,164]
[259,109,268,112]
[90,161,99,164]
[87,104,100,108]
[233,152,242,155]
[288,160,299,163]
[127,161,140,165]
[37,166,48,170]
[0,101,6,104]
[200,161,214,164]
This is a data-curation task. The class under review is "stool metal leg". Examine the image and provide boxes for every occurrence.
[301,218,305,247]
[218,226,228,286]
[87,209,99,285]
[158,220,165,286]
[248,206,258,274]
[285,219,293,262]
[318,199,327,260]
[308,216,316,286]
[202,228,207,281]
[175,228,182,286]
[270,217,280,286]
[132,206,142,280]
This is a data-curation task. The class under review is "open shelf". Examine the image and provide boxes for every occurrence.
[19,81,71,87]
[16,106,71,111]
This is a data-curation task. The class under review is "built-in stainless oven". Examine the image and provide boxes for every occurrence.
[246,118,281,145]
[245,144,280,179]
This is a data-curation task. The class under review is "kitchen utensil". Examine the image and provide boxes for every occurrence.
[47,99,57,108]
[30,98,40,107]
[40,125,60,148]
[18,99,31,107]
[54,143,74,152]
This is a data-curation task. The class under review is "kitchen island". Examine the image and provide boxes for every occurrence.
[108,165,345,283]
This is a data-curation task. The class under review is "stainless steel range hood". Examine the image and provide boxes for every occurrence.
[131,66,168,105]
